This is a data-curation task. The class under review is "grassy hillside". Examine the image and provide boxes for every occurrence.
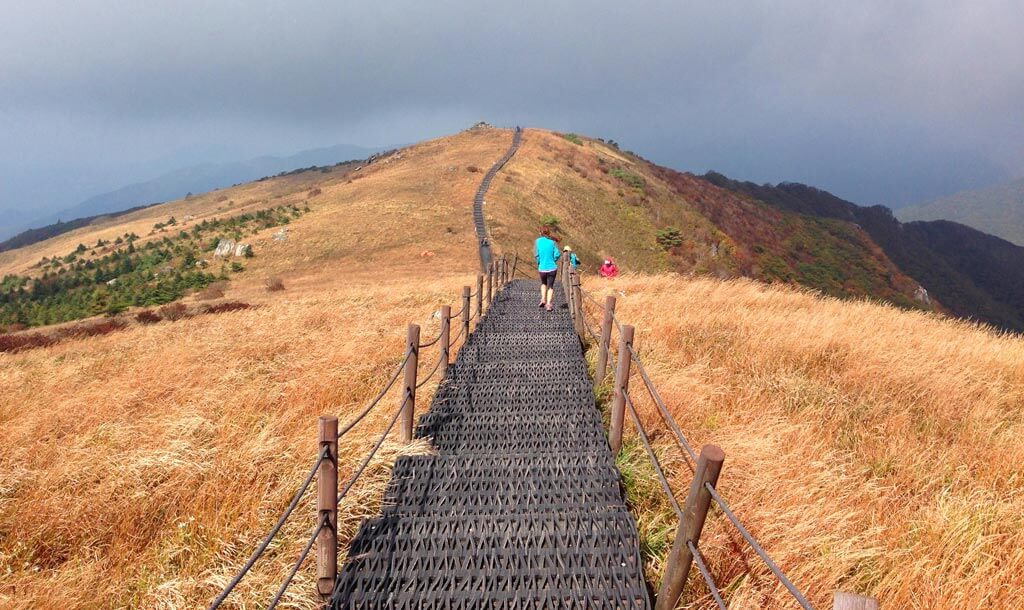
[2,126,1022,608]
[487,131,926,309]
[584,274,1024,609]
[899,178,1024,246]
[702,173,1024,331]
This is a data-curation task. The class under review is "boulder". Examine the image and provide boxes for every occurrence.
[234,243,252,257]
[914,285,931,305]
[214,239,235,257]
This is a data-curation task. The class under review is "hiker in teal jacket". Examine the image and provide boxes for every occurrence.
[534,227,561,311]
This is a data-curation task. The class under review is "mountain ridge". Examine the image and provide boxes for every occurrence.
[897,177,1024,246]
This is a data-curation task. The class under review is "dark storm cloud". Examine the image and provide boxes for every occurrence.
[2,0,1023,215]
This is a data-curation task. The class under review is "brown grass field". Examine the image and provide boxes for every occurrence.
[581,273,1024,609]
[2,126,1023,608]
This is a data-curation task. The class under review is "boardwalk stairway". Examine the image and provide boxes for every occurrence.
[330,279,650,608]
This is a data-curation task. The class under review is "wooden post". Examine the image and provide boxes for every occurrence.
[595,295,617,381]
[462,286,471,340]
[501,256,508,286]
[487,265,494,305]
[440,305,451,379]
[476,274,484,319]
[572,270,585,341]
[609,324,634,454]
[316,415,339,598]
[399,324,419,442]
[655,444,726,610]
[510,252,518,281]
[834,593,879,610]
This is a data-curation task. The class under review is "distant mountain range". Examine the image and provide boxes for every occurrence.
[703,173,1024,330]
[898,178,1024,246]
[0,142,381,241]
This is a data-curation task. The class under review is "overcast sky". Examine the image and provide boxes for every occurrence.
[2,0,1022,220]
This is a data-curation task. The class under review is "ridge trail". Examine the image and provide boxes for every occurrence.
[474,126,522,270]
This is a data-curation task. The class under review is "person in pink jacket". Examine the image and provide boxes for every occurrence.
[599,258,619,278]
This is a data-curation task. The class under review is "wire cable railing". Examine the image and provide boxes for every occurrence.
[623,391,684,521]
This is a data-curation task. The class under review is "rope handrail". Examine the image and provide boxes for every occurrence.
[626,343,699,465]
[449,303,466,319]
[338,394,410,502]
[337,347,414,439]
[687,540,729,610]
[417,326,444,349]
[623,391,684,521]
[448,325,466,348]
[416,350,444,389]
[580,287,624,334]
[206,446,330,610]
[704,483,815,610]
[266,513,330,609]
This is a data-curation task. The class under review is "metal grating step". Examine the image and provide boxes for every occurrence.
[331,512,648,609]
[382,455,623,515]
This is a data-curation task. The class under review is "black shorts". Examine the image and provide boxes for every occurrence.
[539,270,557,288]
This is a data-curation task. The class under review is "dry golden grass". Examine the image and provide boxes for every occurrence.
[0,271,481,609]
[5,124,1022,609]
[0,126,510,608]
[581,273,1024,609]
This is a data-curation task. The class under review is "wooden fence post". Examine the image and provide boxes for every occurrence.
[655,444,726,610]
[487,264,494,305]
[609,324,634,454]
[565,253,573,298]
[462,286,471,339]
[595,295,617,381]
[571,270,585,341]
[510,252,518,281]
[316,416,339,598]
[834,593,879,610]
[399,324,419,442]
[476,274,484,319]
[440,305,451,379]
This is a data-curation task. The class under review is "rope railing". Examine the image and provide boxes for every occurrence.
[626,344,699,465]
[571,277,822,610]
[416,350,445,389]
[417,327,444,349]
[705,483,815,610]
[267,513,330,609]
[688,540,729,610]
[206,446,329,610]
[205,266,508,609]
[623,391,684,521]
[337,395,410,503]
[337,348,412,439]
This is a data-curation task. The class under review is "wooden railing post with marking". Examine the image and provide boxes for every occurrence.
[462,286,471,339]
[399,324,419,442]
[655,444,726,610]
[834,593,879,610]
[476,274,484,319]
[571,270,585,341]
[440,305,451,378]
[595,295,616,381]
[609,324,634,454]
[316,415,339,598]
[487,264,494,306]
